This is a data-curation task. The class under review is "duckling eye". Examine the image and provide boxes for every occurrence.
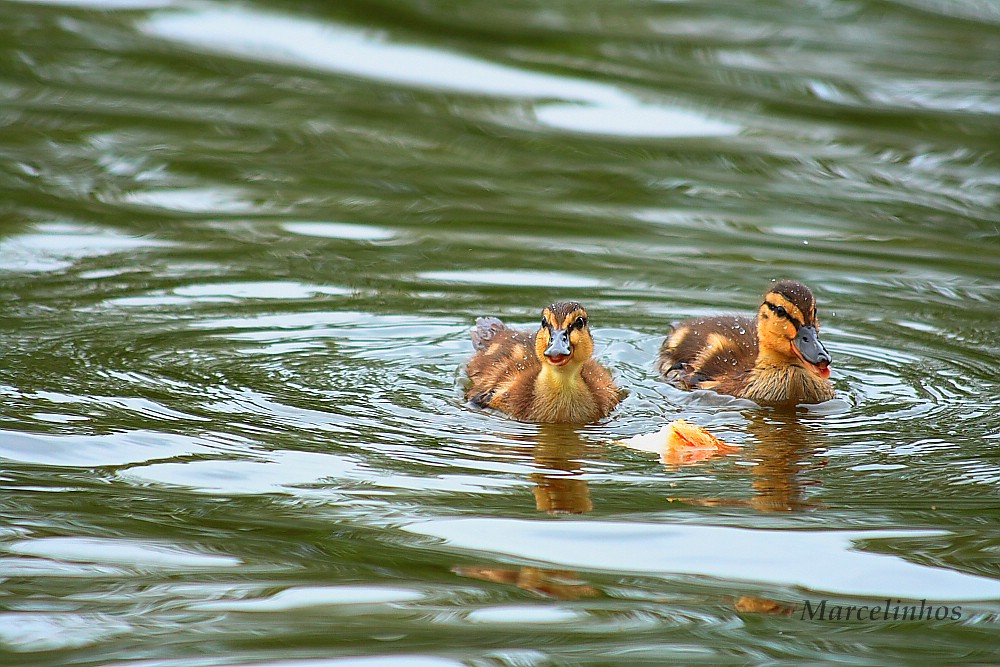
[541,318,548,330]
[774,306,788,318]
[574,316,587,330]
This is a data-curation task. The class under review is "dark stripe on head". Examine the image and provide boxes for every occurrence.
[765,280,816,323]
[763,299,804,330]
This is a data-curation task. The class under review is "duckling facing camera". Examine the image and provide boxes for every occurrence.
[465,302,621,423]
[658,281,835,405]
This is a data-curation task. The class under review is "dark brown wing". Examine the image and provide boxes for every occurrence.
[465,320,539,408]
[658,316,758,389]
[580,361,623,418]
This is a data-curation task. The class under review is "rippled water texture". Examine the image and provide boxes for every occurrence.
[2,0,999,664]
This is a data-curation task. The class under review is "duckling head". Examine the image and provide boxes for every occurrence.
[756,281,832,379]
[535,302,594,372]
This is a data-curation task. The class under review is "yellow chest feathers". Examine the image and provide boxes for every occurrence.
[531,368,599,422]
[743,364,834,405]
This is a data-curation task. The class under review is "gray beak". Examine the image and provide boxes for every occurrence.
[793,326,831,367]
[544,328,572,358]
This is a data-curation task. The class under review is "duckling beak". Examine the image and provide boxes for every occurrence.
[792,326,832,379]
[544,328,573,366]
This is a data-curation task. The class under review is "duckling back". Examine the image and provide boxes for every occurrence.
[466,317,540,411]
[471,316,507,352]
[658,316,758,394]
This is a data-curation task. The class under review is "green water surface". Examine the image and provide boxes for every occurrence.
[1,0,999,665]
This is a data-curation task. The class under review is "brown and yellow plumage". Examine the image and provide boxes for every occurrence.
[465,302,621,423]
[658,281,835,405]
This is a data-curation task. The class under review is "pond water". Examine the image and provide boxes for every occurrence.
[1,0,999,664]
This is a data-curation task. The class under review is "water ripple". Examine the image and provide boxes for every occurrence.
[406,518,1000,600]
[2,1,999,663]
[140,7,739,138]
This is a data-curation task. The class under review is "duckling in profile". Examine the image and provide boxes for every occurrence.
[658,280,834,405]
[465,302,621,423]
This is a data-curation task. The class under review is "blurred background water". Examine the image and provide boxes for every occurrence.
[1,0,999,664]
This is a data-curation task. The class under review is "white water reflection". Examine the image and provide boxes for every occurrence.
[141,8,739,138]
[283,222,396,241]
[535,103,739,137]
[7,537,241,569]
[174,282,351,300]
[122,187,257,213]
[467,605,586,624]
[123,450,519,496]
[8,0,171,7]
[418,269,603,288]
[189,586,425,611]
[142,9,628,101]
[0,430,221,467]
[123,450,363,495]
[0,557,125,578]
[0,223,169,273]
[407,518,1000,600]
[0,612,132,653]
[213,658,465,667]
[890,0,1000,24]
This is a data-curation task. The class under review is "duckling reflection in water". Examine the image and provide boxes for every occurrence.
[658,280,835,405]
[465,302,622,423]
[450,430,600,599]
[672,414,826,512]
[454,565,599,600]
[529,425,596,514]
